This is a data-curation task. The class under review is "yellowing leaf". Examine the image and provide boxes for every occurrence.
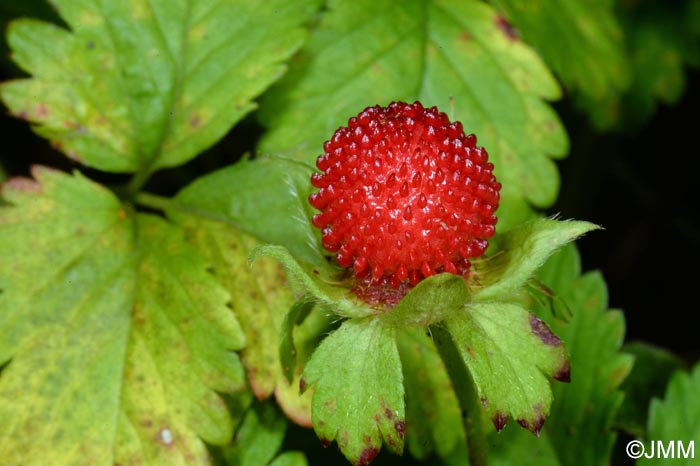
[0,168,245,466]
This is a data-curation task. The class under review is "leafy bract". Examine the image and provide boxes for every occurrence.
[302,317,405,466]
[0,0,319,173]
[491,0,629,129]
[638,364,700,466]
[445,302,569,434]
[470,219,599,301]
[259,0,567,225]
[0,168,244,466]
[535,245,633,466]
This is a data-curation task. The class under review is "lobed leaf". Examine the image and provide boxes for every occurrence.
[638,364,700,466]
[491,0,630,129]
[536,245,634,466]
[616,342,686,437]
[445,302,570,435]
[259,0,568,225]
[302,317,405,466]
[0,0,320,172]
[0,168,244,466]
[615,0,700,128]
[221,401,308,466]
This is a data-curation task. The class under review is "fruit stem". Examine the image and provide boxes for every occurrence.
[432,326,489,466]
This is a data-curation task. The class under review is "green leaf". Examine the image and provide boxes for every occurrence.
[302,317,405,465]
[259,0,567,223]
[280,298,316,383]
[489,424,561,466]
[0,0,319,172]
[222,401,306,466]
[268,452,308,466]
[638,363,700,466]
[276,304,336,427]
[490,0,630,129]
[470,219,599,301]
[616,342,686,437]
[535,245,634,466]
[396,327,467,463]
[444,302,569,435]
[0,167,244,465]
[172,156,325,269]
[616,0,700,128]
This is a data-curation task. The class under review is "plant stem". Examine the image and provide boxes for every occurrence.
[134,192,173,212]
[432,325,489,466]
[125,168,154,196]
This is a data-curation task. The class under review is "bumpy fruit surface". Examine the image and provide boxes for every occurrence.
[309,101,501,297]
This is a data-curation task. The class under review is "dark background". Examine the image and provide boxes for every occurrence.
[552,70,699,360]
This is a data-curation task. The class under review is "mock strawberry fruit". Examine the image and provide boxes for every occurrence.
[309,101,501,297]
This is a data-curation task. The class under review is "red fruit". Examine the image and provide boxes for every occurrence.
[309,101,500,300]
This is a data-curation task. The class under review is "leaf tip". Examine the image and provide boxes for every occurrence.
[517,415,545,436]
[357,446,380,466]
[554,359,571,383]
[493,411,509,432]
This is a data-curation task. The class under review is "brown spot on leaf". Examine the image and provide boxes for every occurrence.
[458,30,473,42]
[394,420,405,440]
[299,377,306,392]
[3,177,41,194]
[15,110,28,120]
[358,447,379,466]
[117,209,127,220]
[480,397,489,407]
[554,359,571,382]
[493,412,508,432]
[495,15,519,41]
[36,104,48,118]
[190,115,201,128]
[320,437,331,448]
[140,419,153,427]
[517,416,545,436]
[384,408,393,419]
[530,314,562,346]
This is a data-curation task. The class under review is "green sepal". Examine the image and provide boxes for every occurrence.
[470,219,600,301]
[382,274,470,328]
[280,297,315,383]
[301,317,405,465]
[444,302,570,434]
